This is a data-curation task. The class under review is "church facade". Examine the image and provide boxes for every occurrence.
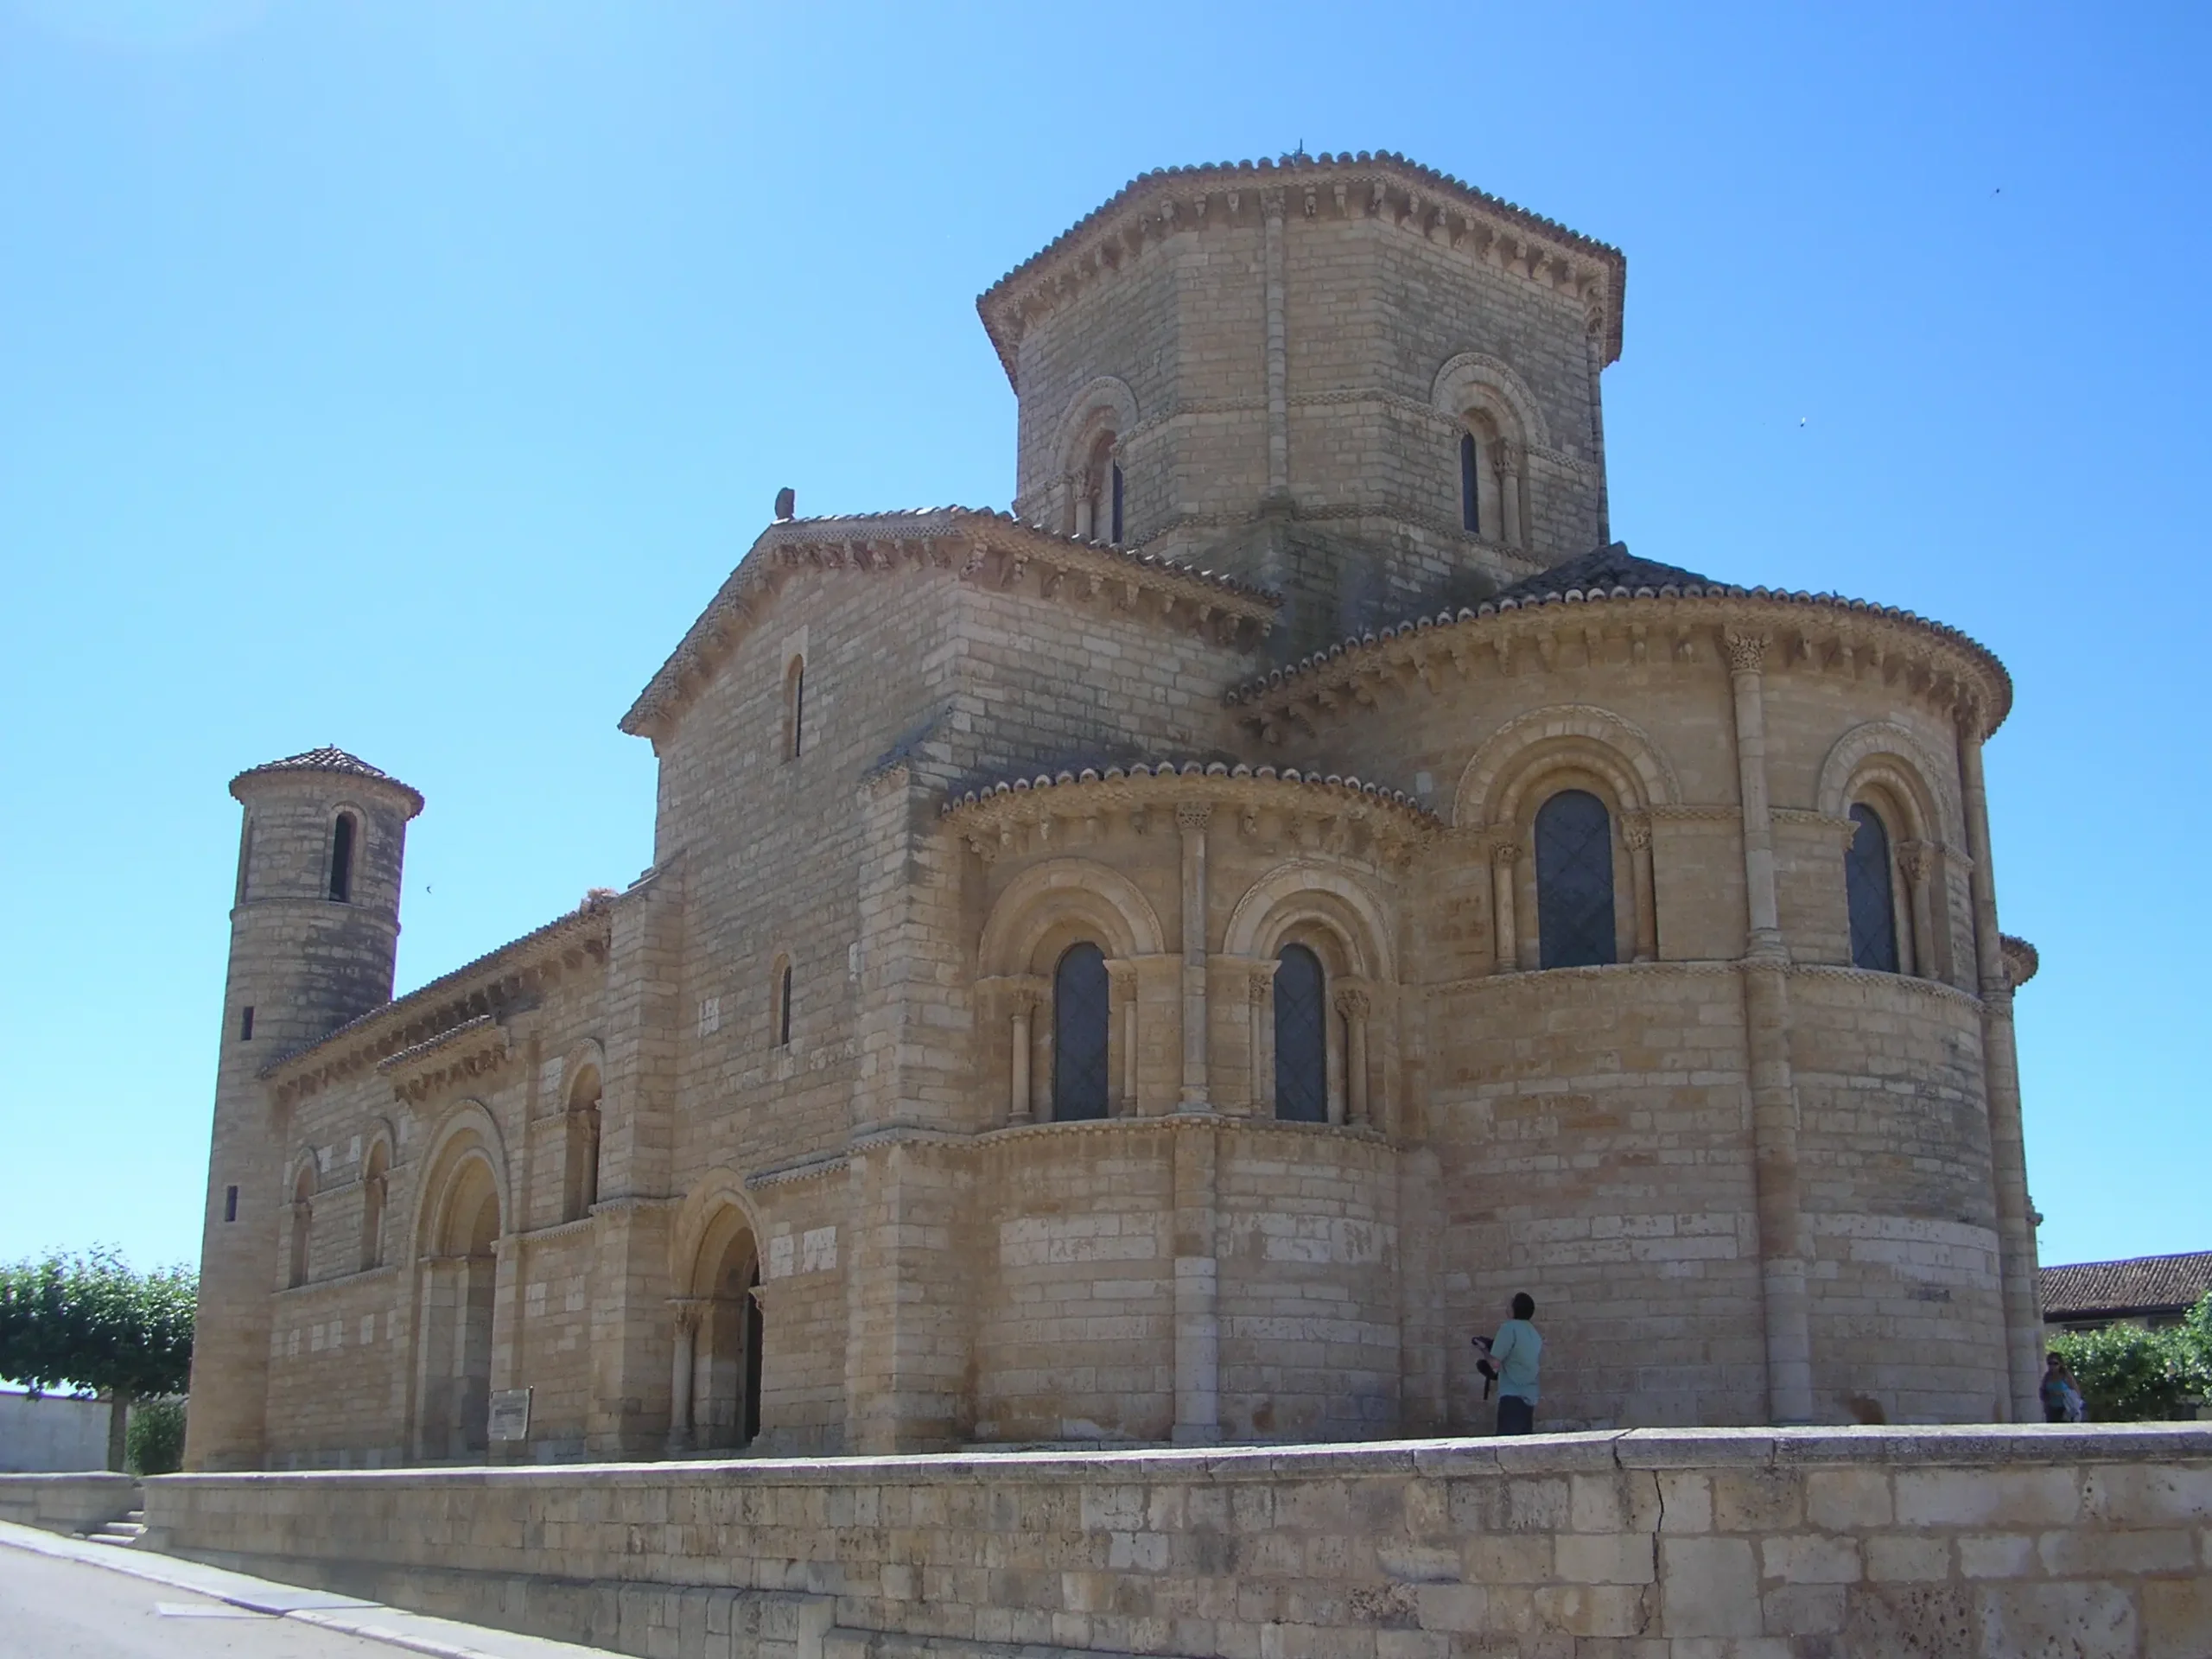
[184,152,2044,1471]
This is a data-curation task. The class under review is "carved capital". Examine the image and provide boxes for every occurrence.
[1332,987,1372,1020]
[1620,810,1653,852]
[668,1297,705,1336]
[1491,838,1522,867]
[1490,438,1522,478]
[1175,803,1213,835]
[1723,630,1770,675]
[1248,970,1273,1007]
[1008,985,1046,1017]
[1895,839,1938,883]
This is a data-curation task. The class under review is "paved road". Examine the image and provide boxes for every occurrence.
[0,1546,406,1657]
[0,1521,606,1659]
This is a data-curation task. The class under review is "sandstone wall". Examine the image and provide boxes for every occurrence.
[143,1427,2212,1659]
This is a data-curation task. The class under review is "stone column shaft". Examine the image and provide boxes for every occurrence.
[666,1301,701,1453]
[1490,842,1520,974]
[1262,196,1289,499]
[1726,632,1815,1425]
[1008,993,1036,1125]
[1178,805,1211,1109]
[1960,720,2044,1420]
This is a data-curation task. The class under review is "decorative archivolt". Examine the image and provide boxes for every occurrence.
[1816,721,1959,845]
[1222,860,1396,981]
[558,1039,606,1109]
[1052,376,1141,478]
[410,1099,509,1257]
[1431,352,1549,451]
[667,1168,763,1297]
[1454,704,1681,830]
[285,1147,320,1198]
[976,857,1167,976]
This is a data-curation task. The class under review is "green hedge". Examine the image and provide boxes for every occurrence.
[2048,1289,2212,1421]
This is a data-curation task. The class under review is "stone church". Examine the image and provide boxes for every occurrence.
[185,152,2044,1471]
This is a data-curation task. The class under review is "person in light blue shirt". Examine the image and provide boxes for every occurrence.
[1484,1292,1542,1434]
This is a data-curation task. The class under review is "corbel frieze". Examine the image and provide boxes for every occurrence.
[1230,592,2009,745]
[946,762,1439,874]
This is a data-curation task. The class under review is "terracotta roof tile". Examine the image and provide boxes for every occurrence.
[230,747,423,814]
[2041,1252,2212,1322]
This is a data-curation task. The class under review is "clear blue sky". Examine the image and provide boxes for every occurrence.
[2,1,2203,1276]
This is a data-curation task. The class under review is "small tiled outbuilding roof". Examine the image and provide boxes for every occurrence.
[229,747,423,815]
[2041,1252,2212,1324]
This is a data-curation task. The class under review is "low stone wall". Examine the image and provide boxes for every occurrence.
[0,1389,114,1472]
[0,1471,141,1535]
[144,1427,2212,1659]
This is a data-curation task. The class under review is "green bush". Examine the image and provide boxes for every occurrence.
[2048,1289,2212,1421]
[126,1397,187,1476]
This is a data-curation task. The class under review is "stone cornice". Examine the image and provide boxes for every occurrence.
[978,152,1628,385]
[941,760,1441,868]
[1229,584,2012,741]
[745,1152,850,1192]
[620,509,1280,744]
[374,1014,513,1105]
[261,889,632,1109]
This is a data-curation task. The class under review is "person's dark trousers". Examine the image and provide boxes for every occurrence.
[1497,1395,1535,1435]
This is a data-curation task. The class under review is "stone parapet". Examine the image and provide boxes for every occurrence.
[143,1426,2212,1657]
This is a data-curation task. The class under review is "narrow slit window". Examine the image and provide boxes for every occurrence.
[239,1005,255,1042]
[224,1185,238,1224]
[1535,790,1618,969]
[328,812,357,902]
[1845,804,1901,972]
[776,961,794,1047]
[1109,462,1124,544]
[1460,433,1481,535]
[1274,944,1328,1122]
[1052,942,1110,1122]
[785,659,805,760]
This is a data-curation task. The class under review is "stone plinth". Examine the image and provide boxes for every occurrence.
[144,1426,2212,1658]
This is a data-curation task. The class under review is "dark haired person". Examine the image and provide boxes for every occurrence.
[1481,1292,1542,1434]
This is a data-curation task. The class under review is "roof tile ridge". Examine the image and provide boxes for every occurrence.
[256,885,633,1080]
[978,150,1624,309]
[1226,583,2014,726]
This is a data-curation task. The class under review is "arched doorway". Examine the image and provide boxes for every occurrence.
[676,1206,762,1452]
[415,1156,500,1460]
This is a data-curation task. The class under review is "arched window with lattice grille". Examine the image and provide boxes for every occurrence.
[1535,789,1617,969]
[1273,943,1328,1122]
[1052,942,1110,1121]
[1846,803,1901,972]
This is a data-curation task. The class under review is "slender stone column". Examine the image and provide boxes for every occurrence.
[1177,804,1211,1109]
[1247,968,1274,1116]
[1007,988,1039,1126]
[1725,630,1815,1425]
[1623,810,1658,963]
[1490,841,1521,974]
[1897,840,1937,980]
[1585,300,1610,545]
[1335,988,1372,1127]
[1262,192,1290,500]
[1493,440,1525,550]
[1959,711,2044,1420]
[665,1300,702,1454]
[1170,1122,1221,1444]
